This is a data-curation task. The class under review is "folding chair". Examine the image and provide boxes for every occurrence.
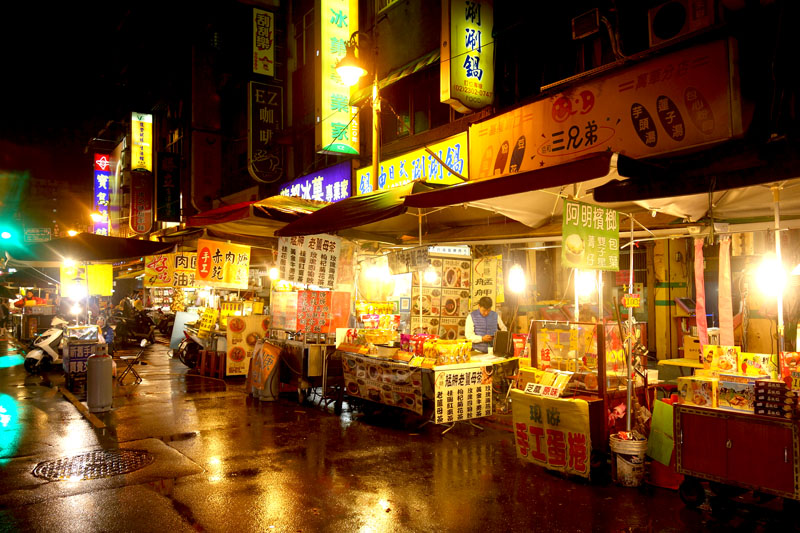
[117,341,147,385]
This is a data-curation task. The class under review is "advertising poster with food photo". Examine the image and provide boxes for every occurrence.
[441,258,471,289]
[411,286,441,317]
[226,315,269,376]
[342,353,424,414]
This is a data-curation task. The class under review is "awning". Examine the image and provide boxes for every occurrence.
[186,196,325,237]
[351,49,440,105]
[6,233,174,267]
[403,152,650,228]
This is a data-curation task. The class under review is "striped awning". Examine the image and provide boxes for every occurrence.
[351,49,440,105]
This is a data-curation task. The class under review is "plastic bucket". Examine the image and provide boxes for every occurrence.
[609,434,648,487]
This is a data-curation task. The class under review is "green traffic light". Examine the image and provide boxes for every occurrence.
[0,231,11,239]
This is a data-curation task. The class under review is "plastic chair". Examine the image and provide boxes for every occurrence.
[117,339,148,385]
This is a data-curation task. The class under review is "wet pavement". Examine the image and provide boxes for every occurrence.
[0,337,794,532]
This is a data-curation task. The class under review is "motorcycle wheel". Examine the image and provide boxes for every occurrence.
[24,357,39,374]
[180,343,200,369]
[39,357,51,373]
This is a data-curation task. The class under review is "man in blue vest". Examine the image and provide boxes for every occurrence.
[465,296,506,353]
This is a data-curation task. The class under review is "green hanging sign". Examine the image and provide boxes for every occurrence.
[562,199,620,271]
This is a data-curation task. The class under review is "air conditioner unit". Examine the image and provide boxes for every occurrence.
[648,0,715,48]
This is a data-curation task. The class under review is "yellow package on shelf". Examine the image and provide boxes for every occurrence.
[677,375,718,408]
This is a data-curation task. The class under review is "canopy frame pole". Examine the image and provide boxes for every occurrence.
[418,210,423,333]
[772,186,786,356]
[626,215,634,432]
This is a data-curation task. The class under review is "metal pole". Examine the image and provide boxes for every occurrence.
[772,186,786,356]
[418,212,423,333]
[626,215,634,432]
[372,72,380,191]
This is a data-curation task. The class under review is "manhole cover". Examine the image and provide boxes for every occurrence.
[32,449,154,481]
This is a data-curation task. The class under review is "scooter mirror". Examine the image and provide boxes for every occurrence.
[140,339,148,348]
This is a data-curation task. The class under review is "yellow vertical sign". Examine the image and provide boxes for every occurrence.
[253,8,275,76]
[316,0,359,155]
[440,0,494,113]
[131,112,153,172]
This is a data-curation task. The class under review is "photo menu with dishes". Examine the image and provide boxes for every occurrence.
[411,256,472,339]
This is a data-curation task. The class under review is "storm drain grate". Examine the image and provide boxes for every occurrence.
[32,449,154,481]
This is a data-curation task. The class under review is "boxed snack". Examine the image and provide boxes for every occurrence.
[702,345,740,372]
[717,380,756,412]
[677,376,718,408]
[780,352,800,381]
[738,352,779,379]
[719,373,768,384]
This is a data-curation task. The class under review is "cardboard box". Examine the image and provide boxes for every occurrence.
[702,345,740,372]
[717,381,755,412]
[677,376,718,408]
[738,352,779,379]
[683,335,701,362]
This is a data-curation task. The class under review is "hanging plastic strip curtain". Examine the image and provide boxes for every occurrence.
[718,236,735,346]
[694,238,708,347]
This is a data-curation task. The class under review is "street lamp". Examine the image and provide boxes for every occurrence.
[336,32,379,192]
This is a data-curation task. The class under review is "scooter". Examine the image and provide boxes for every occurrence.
[175,330,202,369]
[24,317,69,374]
[113,310,156,348]
[155,309,175,336]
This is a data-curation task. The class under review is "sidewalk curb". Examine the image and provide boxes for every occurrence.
[57,386,106,429]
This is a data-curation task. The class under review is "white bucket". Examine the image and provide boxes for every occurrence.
[609,434,648,487]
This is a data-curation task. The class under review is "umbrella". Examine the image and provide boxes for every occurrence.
[5,233,174,267]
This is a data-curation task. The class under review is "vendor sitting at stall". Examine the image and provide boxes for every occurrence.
[13,290,45,308]
[465,296,506,354]
[97,316,115,352]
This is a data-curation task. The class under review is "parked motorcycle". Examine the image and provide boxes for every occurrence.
[24,317,69,374]
[174,330,202,369]
[155,309,175,336]
[113,309,156,348]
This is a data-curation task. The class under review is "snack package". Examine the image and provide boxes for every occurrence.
[702,345,740,372]
[738,352,779,380]
[717,380,755,412]
[677,376,718,408]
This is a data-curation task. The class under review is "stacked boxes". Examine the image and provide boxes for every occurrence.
[677,376,718,408]
[754,379,799,419]
[717,374,764,413]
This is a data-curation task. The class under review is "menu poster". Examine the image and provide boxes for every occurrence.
[511,390,592,479]
[278,234,342,288]
[226,315,269,376]
[442,258,471,289]
[433,366,492,424]
[270,291,298,330]
[388,246,430,275]
[411,287,442,317]
[411,257,443,287]
[438,317,466,341]
[196,239,251,289]
[411,316,440,335]
[144,253,198,288]
[342,353,424,414]
[297,290,331,334]
[441,288,470,317]
[562,199,620,271]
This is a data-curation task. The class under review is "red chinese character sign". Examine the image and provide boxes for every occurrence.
[144,253,198,288]
[129,171,153,235]
[277,235,342,289]
[469,39,739,179]
[195,239,251,290]
[510,390,592,479]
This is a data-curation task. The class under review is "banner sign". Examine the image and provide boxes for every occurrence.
[279,160,351,203]
[387,246,430,275]
[144,253,198,288]
[433,365,492,424]
[471,255,503,305]
[60,264,113,298]
[226,315,269,376]
[469,40,739,179]
[156,152,181,222]
[129,171,153,235]
[131,112,153,172]
[196,239,251,289]
[356,132,467,195]
[316,0,360,156]
[93,153,112,235]
[342,352,424,414]
[252,8,275,76]
[562,199,619,271]
[511,390,592,479]
[440,0,495,113]
[248,81,284,182]
[278,234,342,288]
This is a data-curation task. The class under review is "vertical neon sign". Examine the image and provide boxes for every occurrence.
[93,153,111,235]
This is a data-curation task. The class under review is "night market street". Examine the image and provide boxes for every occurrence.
[0,336,789,533]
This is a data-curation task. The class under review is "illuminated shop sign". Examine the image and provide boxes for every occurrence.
[131,112,153,172]
[279,161,352,203]
[253,8,275,76]
[93,153,111,235]
[356,132,468,194]
[316,0,360,155]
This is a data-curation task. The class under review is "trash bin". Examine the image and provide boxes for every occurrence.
[87,353,113,413]
[609,433,648,487]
